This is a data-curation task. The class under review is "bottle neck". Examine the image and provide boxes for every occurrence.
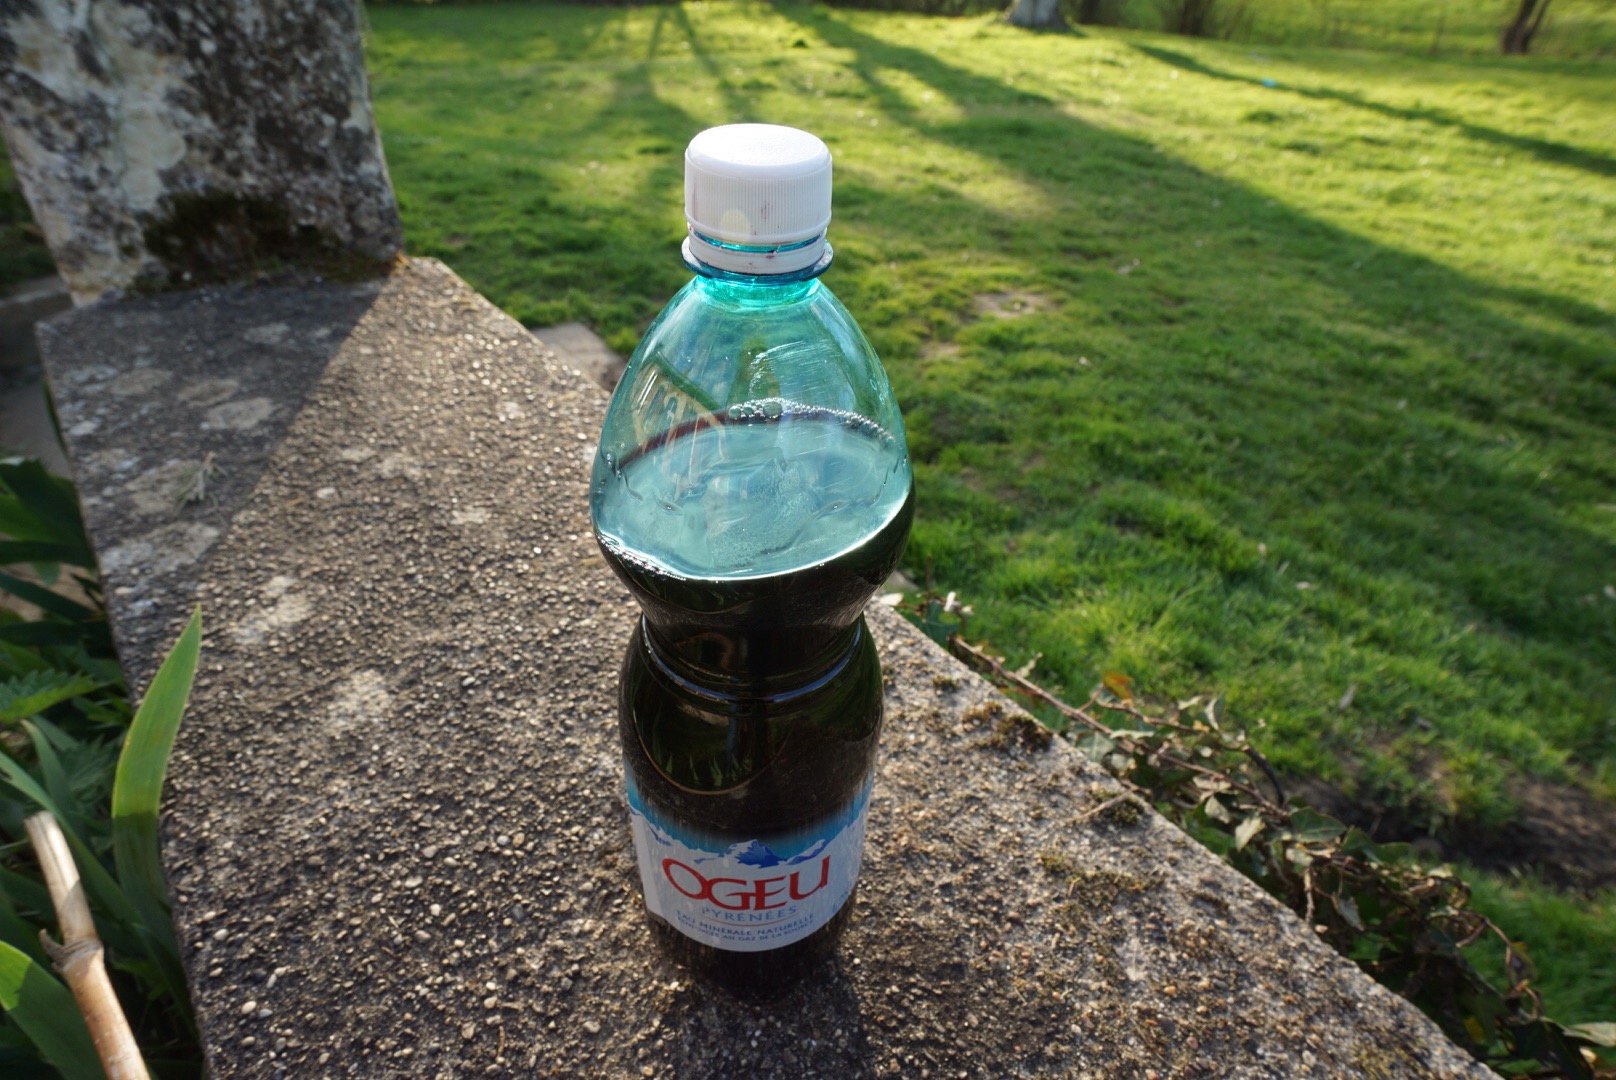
[680,235,833,286]
[638,615,864,708]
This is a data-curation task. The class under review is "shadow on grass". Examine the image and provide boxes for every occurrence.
[1131,42,1616,179]
[765,6,1615,763]
[369,4,1615,825]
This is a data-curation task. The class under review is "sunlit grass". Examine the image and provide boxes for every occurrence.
[364,0,1614,1019]
[1229,0,1616,58]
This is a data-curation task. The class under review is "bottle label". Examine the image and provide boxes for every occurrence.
[624,775,872,953]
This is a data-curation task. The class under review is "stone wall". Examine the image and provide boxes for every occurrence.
[0,0,400,304]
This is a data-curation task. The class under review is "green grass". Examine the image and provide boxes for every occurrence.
[363,0,1615,1022]
[1117,0,1616,58]
[363,1,1616,819]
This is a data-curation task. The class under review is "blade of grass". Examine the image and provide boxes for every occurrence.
[19,722,77,834]
[24,716,81,754]
[0,758,145,945]
[111,608,201,1032]
[0,941,104,1080]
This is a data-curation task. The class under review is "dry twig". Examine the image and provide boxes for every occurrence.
[947,635,1284,814]
[24,812,150,1080]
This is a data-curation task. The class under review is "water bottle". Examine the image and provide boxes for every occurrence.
[589,124,913,997]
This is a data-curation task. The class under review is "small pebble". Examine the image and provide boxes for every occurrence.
[584,1020,601,1035]
[241,1000,257,1016]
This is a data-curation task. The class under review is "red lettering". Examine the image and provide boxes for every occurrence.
[663,859,706,900]
[664,856,832,909]
[788,856,831,900]
[707,878,752,911]
[751,877,788,910]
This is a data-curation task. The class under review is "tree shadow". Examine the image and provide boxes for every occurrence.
[766,5,1615,735]
[371,2,1614,778]
[1131,42,1616,179]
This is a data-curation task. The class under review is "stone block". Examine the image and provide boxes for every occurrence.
[0,1,401,304]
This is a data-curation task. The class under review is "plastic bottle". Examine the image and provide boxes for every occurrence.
[589,124,913,997]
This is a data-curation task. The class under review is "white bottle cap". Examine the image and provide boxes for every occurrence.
[684,124,832,276]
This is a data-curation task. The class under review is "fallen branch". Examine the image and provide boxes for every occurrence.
[24,812,150,1080]
[947,634,1284,815]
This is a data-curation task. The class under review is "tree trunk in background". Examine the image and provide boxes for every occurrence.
[1007,0,1066,29]
[0,0,402,304]
[1499,0,1551,54]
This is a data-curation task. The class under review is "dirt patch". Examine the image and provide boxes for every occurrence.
[920,339,961,362]
[972,290,1049,319]
[1291,774,1616,893]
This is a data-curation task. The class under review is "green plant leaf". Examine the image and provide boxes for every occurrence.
[0,672,104,724]
[1287,807,1345,843]
[19,723,78,833]
[918,600,955,645]
[0,461,90,564]
[0,870,52,925]
[0,642,50,677]
[1334,893,1365,931]
[0,573,98,625]
[1564,1023,1616,1047]
[0,542,86,568]
[0,887,50,968]
[0,623,96,648]
[112,608,201,1026]
[0,941,105,1080]
[0,759,144,945]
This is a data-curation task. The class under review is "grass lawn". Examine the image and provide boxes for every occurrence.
[1128,0,1616,58]
[362,0,1615,1020]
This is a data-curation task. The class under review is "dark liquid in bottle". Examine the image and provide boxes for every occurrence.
[599,418,913,996]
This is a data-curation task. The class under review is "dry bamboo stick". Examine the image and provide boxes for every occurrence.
[24,812,150,1080]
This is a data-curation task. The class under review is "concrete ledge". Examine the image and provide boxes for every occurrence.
[40,259,1488,1079]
